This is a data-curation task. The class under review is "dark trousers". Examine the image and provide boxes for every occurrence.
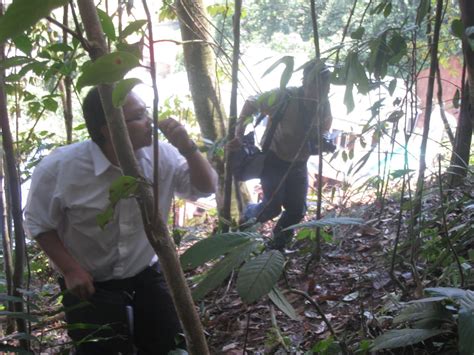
[244,151,308,248]
[59,263,183,355]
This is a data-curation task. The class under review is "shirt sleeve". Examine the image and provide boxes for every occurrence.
[23,163,62,239]
[163,144,215,201]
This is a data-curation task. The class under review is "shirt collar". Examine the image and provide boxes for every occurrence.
[88,141,113,176]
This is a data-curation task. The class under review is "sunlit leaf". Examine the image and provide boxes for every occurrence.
[76,51,140,90]
[96,206,114,230]
[109,175,138,205]
[237,250,284,303]
[112,78,142,107]
[0,0,68,43]
[97,8,116,41]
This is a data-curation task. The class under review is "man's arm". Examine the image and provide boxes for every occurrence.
[158,117,217,193]
[235,99,259,137]
[36,231,95,300]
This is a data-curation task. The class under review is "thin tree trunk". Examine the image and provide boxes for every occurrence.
[60,4,73,144]
[0,3,27,346]
[76,1,209,353]
[222,0,242,231]
[449,0,474,185]
[0,150,14,333]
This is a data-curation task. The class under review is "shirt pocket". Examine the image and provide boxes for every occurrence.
[67,206,109,238]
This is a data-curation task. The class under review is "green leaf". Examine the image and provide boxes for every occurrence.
[350,27,365,40]
[388,78,397,95]
[76,51,140,91]
[390,169,415,179]
[0,295,39,310]
[97,8,116,41]
[459,309,474,355]
[0,311,40,323]
[453,89,460,109]
[112,78,142,107]
[268,287,299,321]
[0,56,32,69]
[12,34,32,55]
[42,97,58,112]
[47,43,74,53]
[192,240,259,301]
[394,301,453,324]
[120,20,147,39]
[96,206,114,230]
[262,56,295,90]
[451,19,464,39]
[284,217,364,231]
[425,287,469,299]
[383,2,392,17]
[416,0,430,26]
[109,175,138,205]
[180,232,260,270]
[237,250,284,303]
[386,110,404,123]
[387,33,407,64]
[372,329,446,351]
[116,41,143,60]
[0,0,68,43]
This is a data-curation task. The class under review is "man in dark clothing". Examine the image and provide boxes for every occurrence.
[234,60,333,250]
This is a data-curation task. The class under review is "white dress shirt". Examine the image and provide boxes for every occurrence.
[24,140,215,281]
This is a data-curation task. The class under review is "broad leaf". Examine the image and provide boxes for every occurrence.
[351,27,365,40]
[112,78,142,107]
[453,89,460,109]
[180,232,260,270]
[425,287,468,299]
[76,51,140,90]
[394,301,453,324]
[451,19,464,39]
[192,240,259,301]
[237,250,284,303]
[459,309,474,355]
[262,56,294,90]
[372,329,446,351]
[0,311,39,323]
[388,78,397,95]
[12,34,32,55]
[109,175,138,204]
[97,8,116,41]
[96,206,114,230]
[120,20,147,39]
[268,287,299,321]
[0,56,32,69]
[416,0,430,26]
[284,217,364,231]
[0,0,68,43]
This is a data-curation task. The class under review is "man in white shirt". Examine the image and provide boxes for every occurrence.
[24,87,217,354]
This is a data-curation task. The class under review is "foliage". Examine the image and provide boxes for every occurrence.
[371,287,474,353]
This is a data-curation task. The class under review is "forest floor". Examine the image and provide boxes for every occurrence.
[5,179,472,354]
[200,200,411,354]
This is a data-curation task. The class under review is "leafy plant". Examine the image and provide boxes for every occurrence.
[371,287,474,353]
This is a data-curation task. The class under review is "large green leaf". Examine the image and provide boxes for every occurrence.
[425,287,468,299]
[394,301,453,324]
[76,51,140,90]
[0,0,68,43]
[459,309,474,355]
[283,217,364,231]
[372,329,446,351]
[112,78,142,107]
[120,20,147,40]
[97,8,116,41]
[236,250,284,303]
[192,240,259,301]
[262,56,294,90]
[268,287,299,321]
[180,232,261,270]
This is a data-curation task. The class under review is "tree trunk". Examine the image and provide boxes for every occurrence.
[175,0,228,211]
[0,3,27,346]
[76,1,209,353]
[449,0,474,185]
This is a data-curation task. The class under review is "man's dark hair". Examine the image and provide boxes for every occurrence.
[83,87,107,146]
